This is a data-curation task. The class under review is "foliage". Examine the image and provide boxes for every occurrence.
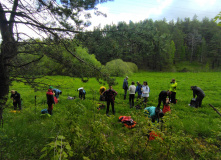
[104,59,138,77]
[1,72,221,159]
[40,135,73,160]
[77,16,221,71]
[214,11,221,26]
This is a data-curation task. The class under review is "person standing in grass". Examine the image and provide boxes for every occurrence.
[191,86,205,108]
[123,76,129,100]
[142,81,150,106]
[169,78,177,104]
[135,81,142,99]
[129,81,136,108]
[46,86,55,115]
[103,85,118,116]
[11,90,21,110]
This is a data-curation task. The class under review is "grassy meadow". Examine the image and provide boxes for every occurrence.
[1,72,221,159]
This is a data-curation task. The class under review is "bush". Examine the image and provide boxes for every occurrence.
[126,62,138,73]
[104,59,138,77]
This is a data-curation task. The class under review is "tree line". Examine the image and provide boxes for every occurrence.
[77,15,221,71]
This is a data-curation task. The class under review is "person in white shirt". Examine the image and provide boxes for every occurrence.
[129,81,136,108]
[142,81,150,106]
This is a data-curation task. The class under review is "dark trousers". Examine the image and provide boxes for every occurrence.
[129,94,135,108]
[13,100,21,110]
[137,95,141,99]
[79,93,85,100]
[48,104,53,115]
[106,100,115,115]
[124,89,127,99]
[196,96,204,108]
[157,98,166,108]
[170,92,176,104]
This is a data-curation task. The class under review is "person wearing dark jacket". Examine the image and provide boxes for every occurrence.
[191,86,205,108]
[157,90,171,110]
[47,86,55,115]
[136,81,142,99]
[11,90,21,110]
[122,76,129,100]
[103,85,118,116]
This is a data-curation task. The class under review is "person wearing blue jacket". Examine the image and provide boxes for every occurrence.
[122,76,129,100]
[53,88,62,99]
[136,81,142,99]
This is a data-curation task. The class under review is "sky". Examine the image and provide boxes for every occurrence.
[85,0,221,30]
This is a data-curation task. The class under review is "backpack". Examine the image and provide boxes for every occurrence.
[118,116,137,129]
[97,104,105,110]
[189,98,196,107]
[41,109,48,114]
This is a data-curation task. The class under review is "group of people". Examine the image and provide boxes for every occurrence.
[10,77,205,121]
[123,76,150,108]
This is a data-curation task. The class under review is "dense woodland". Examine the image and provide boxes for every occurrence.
[77,16,221,71]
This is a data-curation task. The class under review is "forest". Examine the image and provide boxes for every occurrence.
[77,16,221,71]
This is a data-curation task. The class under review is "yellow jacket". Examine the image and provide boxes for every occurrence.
[170,82,177,92]
[99,86,106,95]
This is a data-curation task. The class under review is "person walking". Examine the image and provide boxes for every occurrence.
[191,86,205,108]
[142,81,150,106]
[103,85,118,116]
[169,79,177,104]
[135,81,142,99]
[123,76,129,100]
[10,90,21,110]
[129,81,136,108]
[46,86,55,115]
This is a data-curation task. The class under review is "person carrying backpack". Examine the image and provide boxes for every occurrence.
[103,85,118,116]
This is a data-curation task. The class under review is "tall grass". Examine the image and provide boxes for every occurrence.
[1,72,221,159]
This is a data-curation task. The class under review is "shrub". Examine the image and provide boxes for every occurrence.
[104,59,138,77]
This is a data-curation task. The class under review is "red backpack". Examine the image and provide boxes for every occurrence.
[118,116,136,129]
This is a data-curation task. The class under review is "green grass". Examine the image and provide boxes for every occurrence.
[1,72,221,159]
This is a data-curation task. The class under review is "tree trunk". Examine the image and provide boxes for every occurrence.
[0,54,10,125]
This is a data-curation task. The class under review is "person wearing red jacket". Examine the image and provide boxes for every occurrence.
[46,86,55,115]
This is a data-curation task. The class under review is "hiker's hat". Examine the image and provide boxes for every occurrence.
[49,86,53,89]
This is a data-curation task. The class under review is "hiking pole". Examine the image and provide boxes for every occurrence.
[35,96,37,114]
[209,104,221,117]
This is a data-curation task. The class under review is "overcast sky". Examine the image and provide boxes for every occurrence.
[85,0,221,30]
